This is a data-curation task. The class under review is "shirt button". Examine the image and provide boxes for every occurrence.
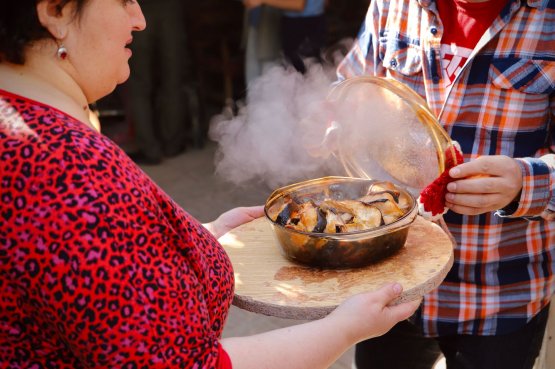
[430,27,438,35]
[389,59,398,69]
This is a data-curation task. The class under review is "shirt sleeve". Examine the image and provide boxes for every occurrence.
[217,345,233,369]
[505,157,553,218]
[498,94,555,220]
[336,1,378,81]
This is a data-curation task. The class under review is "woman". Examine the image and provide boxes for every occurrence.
[0,1,420,368]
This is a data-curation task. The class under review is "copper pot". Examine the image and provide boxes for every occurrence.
[264,176,418,269]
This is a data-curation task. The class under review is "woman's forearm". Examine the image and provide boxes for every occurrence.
[221,314,352,369]
[222,285,421,369]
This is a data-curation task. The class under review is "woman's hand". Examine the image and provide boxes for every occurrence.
[327,283,421,343]
[445,155,523,215]
[204,206,265,239]
[222,283,420,369]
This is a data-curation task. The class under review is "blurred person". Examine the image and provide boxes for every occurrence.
[126,0,187,165]
[0,1,420,368]
[337,0,555,368]
[281,0,327,73]
[242,0,327,80]
[242,1,282,86]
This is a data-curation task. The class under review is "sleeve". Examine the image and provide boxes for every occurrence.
[20,159,227,368]
[217,345,233,369]
[335,1,380,81]
[498,93,555,220]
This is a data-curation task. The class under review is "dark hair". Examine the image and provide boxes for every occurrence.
[0,0,88,64]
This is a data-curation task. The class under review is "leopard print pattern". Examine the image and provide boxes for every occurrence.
[0,90,234,368]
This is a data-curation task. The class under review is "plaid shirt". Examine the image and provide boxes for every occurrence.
[338,0,555,336]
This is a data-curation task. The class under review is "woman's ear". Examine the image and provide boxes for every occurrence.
[36,0,76,39]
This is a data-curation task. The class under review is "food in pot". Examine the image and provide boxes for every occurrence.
[270,181,411,234]
[264,177,418,268]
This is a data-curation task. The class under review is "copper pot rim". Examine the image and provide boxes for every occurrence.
[263,176,418,239]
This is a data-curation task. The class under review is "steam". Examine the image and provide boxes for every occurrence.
[209,38,445,195]
[209,47,349,189]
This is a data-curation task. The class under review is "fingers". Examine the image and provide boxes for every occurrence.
[445,191,514,215]
[445,156,523,215]
[373,283,420,322]
[333,285,419,343]
[449,155,522,180]
[449,156,500,178]
[388,298,421,322]
[244,205,265,218]
[371,283,403,305]
[446,176,499,195]
[445,201,484,216]
[445,192,499,209]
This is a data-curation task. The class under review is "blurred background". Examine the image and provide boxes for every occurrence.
[96,0,371,153]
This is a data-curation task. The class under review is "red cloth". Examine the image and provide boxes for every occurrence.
[418,144,464,217]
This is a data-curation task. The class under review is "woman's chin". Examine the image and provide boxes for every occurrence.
[117,66,131,85]
[88,67,130,101]
[90,81,120,103]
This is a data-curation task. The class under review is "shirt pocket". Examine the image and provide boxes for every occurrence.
[484,58,552,156]
[489,58,555,95]
[379,37,423,76]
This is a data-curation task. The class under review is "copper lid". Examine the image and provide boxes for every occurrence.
[312,76,454,194]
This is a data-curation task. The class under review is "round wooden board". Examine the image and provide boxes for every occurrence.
[219,216,454,320]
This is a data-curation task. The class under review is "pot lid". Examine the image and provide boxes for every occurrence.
[309,76,453,195]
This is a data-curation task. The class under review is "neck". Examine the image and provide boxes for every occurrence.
[0,43,99,131]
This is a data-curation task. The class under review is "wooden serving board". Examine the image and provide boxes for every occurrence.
[219,216,454,320]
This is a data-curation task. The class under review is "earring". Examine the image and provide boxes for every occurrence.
[57,45,68,60]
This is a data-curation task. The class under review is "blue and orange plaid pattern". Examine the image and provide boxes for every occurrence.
[338,0,555,336]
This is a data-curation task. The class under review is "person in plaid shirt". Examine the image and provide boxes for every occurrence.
[337,0,555,368]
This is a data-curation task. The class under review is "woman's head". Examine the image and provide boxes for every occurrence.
[0,0,146,102]
[0,0,89,65]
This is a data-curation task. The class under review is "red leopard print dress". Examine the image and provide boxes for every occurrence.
[0,89,234,369]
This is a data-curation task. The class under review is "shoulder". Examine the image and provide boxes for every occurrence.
[0,91,155,224]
